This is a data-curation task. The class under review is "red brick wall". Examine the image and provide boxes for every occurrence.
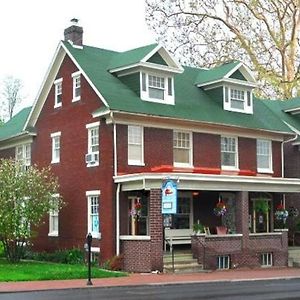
[272,141,282,177]
[32,54,115,262]
[192,231,288,269]
[193,133,220,168]
[121,240,151,272]
[239,137,256,172]
[149,189,163,272]
[0,147,15,159]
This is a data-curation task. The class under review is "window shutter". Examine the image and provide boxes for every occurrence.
[247,91,251,106]
[142,73,147,92]
[225,87,229,103]
[168,78,173,96]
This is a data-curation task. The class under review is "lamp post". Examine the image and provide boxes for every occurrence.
[86,232,93,286]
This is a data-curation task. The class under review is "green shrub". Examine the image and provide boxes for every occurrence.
[25,248,84,264]
[0,242,4,257]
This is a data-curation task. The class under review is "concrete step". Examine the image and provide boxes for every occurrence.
[164,261,204,273]
[163,253,194,263]
[288,249,300,267]
[163,250,203,273]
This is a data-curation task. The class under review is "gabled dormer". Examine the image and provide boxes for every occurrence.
[108,44,183,105]
[195,61,257,114]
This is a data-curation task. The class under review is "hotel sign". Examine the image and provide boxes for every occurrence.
[161,179,177,214]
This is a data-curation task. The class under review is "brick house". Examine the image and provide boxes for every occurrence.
[1,21,300,272]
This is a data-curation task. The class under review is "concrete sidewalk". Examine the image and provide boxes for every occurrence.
[0,267,300,293]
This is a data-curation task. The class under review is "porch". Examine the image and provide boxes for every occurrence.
[115,172,300,272]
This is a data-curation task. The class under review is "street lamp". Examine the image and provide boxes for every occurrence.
[86,232,93,286]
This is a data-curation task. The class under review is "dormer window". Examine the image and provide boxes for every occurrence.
[140,72,174,105]
[224,86,253,114]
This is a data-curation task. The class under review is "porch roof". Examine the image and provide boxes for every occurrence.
[114,173,300,193]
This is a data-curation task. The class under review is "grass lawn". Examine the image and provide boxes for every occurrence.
[0,259,127,282]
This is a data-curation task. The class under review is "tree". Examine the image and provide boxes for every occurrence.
[146,0,300,99]
[1,76,23,121]
[0,159,64,262]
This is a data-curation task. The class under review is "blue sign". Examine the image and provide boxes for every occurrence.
[162,179,177,214]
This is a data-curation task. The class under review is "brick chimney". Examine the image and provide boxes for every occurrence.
[64,18,83,46]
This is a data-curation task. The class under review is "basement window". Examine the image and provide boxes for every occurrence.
[261,253,272,267]
[217,255,230,269]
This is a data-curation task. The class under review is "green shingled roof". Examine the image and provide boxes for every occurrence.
[195,61,241,86]
[0,107,32,141]
[262,99,300,133]
[63,41,291,134]
[108,43,158,70]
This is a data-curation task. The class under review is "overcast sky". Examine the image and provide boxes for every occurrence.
[0,0,155,112]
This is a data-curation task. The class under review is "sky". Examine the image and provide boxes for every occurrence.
[0,0,155,113]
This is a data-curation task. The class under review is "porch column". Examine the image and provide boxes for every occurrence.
[235,191,249,249]
[149,188,163,272]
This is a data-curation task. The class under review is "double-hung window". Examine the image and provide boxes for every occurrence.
[140,72,174,104]
[257,139,272,173]
[173,131,192,167]
[86,122,100,167]
[16,144,31,171]
[51,132,61,164]
[49,194,59,237]
[148,75,165,100]
[128,125,144,165]
[224,86,252,114]
[54,78,63,108]
[86,191,100,239]
[221,136,238,170]
[72,71,81,102]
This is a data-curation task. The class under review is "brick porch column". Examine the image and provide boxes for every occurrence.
[235,191,249,250]
[149,188,163,272]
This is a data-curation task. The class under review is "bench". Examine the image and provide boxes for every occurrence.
[164,228,193,252]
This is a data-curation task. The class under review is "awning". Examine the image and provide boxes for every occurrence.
[114,173,300,193]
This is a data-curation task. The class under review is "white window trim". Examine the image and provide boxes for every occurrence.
[48,194,60,237]
[51,131,61,164]
[87,191,101,239]
[72,71,81,102]
[221,136,239,171]
[86,122,100,167]
[54,78,63,108]
[173,130,193,168]
[140,71,175,105]
[128,125,144,166]
[257,139,273,174]
[15,143,31,169]
[223,85,253,114]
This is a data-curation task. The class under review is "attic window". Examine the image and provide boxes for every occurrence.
[223,86,253,114]
[140,72,174,105]
[54,78,63,108]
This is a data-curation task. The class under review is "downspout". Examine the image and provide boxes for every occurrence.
[281,131,298,207]
[116,183,121,255]
[110,112,121,255]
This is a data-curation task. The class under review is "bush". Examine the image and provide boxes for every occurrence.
[0,242,4,257]
[25,248,84,264]
[102,255,123,271]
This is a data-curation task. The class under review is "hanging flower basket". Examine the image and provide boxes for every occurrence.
[275,204,288,221]
[214,200,227,217]
[129,200,142,220]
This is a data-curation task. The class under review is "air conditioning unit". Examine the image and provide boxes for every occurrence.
[85,153,99,164]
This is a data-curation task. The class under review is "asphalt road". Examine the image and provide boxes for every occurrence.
[1,278,300,300]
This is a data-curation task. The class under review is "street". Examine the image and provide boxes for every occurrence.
[1,278,300,300]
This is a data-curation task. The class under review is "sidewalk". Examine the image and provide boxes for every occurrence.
[1,267,300,293]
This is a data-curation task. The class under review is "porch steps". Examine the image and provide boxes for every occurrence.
[163,251,204,273]
[288,247,300,267]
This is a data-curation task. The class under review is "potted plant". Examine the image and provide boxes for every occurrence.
[254,199,269,214]
[214,200,227,217]
[193,221,204,234]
